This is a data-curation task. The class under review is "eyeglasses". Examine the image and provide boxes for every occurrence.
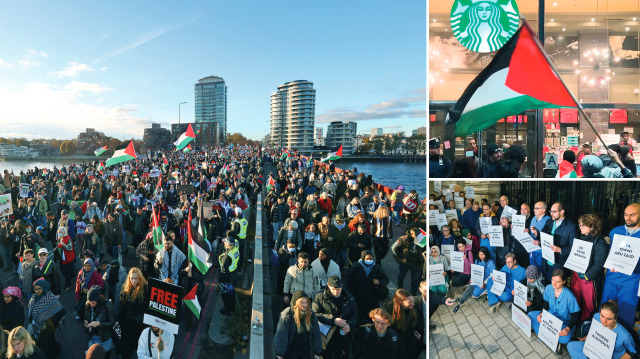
[38,253,47,256]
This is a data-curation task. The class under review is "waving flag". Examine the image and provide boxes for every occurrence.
[321,145,342,163]
[188,207,212,275]
[184,284,201,319]
[94,145,108,156]
[414,228,427,248]
[447,21,577,136]
[266,176,276,192]
[105,141,136,167]
[228,143,234,150]
[183,143,193,153]
[151,206,165,251]
[174,123,196,150]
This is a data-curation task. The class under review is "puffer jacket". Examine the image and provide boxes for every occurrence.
[312,287,358,341]
[274,307,323,357]
[283,264,319,298]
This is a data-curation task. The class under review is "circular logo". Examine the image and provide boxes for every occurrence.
[450,0,520,53]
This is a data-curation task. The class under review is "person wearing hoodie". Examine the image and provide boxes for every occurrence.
[580,155,606,178]
[330,214,350,270]
[283,252,319,305]
[311,248,341,292]
[347,250,390,324]
[274,290,323,359]
[556,150,577,178]
[75,258,105,322]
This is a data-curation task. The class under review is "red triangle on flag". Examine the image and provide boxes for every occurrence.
[184,283,198,300]
[124,141,137,158]
[186,123,196,138]
[336,145,343,157]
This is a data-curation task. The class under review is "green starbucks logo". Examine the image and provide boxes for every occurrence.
[450,0,520,53]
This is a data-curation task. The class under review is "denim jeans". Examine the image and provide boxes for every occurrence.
[88,335,113,352]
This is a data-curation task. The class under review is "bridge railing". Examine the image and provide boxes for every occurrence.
[249,192,265,358]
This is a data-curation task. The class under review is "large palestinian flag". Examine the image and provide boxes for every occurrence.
[151,206,165,251]
[105,141,136,167]
[321,145,342,163]
[184,284,201,319]
[187,207,212,275]
[447,21,577,136]
[174,123,196,151]
[94,145,108,156]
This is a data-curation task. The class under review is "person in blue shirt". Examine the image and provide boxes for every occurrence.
[470,246,495,298]
[461,201,481,237]
[476,204,498,262]
[438,226,457,247]
[567,300,637,359]
[532,202,577,282]
[528,268,580,354]
[601,203,640,329]
[446,200,462,221]
[485,252,526,312]
[529,201,551,269]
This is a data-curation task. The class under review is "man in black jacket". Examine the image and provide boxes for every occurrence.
[270,196,288,248]
[534,202,578,282]
[312,276,357,359]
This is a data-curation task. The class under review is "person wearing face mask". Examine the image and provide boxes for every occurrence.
[283,252,319,305]
[353,308,402,359]
[312,276,357,359]
[348,250,390,324]
[277,240,299,297]
[17,223,45,260]
[346,224,372,267]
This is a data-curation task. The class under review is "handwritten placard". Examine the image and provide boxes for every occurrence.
[603,234,640,275]
[564,238,593,274]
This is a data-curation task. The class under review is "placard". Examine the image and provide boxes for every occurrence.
[489,225,504,247]
[0,194,13,217]
[451,251,465,272]
[500,206,516,220]
[428,210,439,223]
[19,183,29,198]
[583,318,617,359]
[143,278,185,335]
[464,186,475,199]
[454,197,465,210]
[441,245,454,262]
[435,214,448,230]
[512,305,532,338]
[471,264,484,287]
[603,234,640,275]
[445,209,458,223]
[429,263,445,287]
[434,181,442,195]
[512,215,526,230]
[513,280,527,311]
[433,200,445,213]
[541,232,555,264]
[479,217,492,235]
[443,189,453,202]
[122,165,130,173]
[149,169,161,178]
[564,238,594,274]
[513,231,541,253]
[539,309,563,351]
[490,270,506,296]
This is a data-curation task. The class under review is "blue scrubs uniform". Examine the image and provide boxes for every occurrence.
[528,285,580,344]
[470,259,496,297]
[529,215,550,268]
[486,264,526,306]
[601,226,640,329]
[479,237,496,264]
[567,313,637,359]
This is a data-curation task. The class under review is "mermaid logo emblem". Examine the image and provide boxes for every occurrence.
[450,0,520,53]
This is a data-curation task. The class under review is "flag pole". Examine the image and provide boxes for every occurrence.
[520,17,610,151]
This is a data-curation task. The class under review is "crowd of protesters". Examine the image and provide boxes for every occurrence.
[429,189,640,357]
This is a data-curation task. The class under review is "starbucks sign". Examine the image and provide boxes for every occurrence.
[450,0,520,53]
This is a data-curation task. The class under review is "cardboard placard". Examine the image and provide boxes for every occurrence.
[143,278,185,335]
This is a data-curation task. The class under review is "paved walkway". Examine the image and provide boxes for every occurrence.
[428,288,571,359]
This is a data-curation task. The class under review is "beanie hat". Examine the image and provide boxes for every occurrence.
[525,265,540,280]
[581,155,604,176]
[87,285,102,302]
[462,229,471,238]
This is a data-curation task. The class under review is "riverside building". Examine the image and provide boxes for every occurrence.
[270,80,316,154]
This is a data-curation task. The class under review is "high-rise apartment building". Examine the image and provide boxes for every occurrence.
[371,128,383,137]
[325,121,357,156]
[270,80,315,154]
[194,75,227,148]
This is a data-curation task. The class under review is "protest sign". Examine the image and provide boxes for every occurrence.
[149,169,161,178]
[583,319,617,359]
[445,209,458,223]
[19,183,29,198]
[177,184,196,196]
[0,194,13,217]
[441,245,454,262]
[443,189,453,202]
[435,214,448,230]
[122,165,130,173]
[433,200,445,212]
[501,205,517,220]
[512,215,526,230]
[489,226,504,247]
[202,201,219,219]
[490,270,506,296]
[539,310,563,351]
[604,234,640,275]
[143,278,184,335]
[429,263,445,287]
[464,186,475,199]
[512,305,532,338]
[454,197,465,210]
[513,280,528,311]
[541,232,555,264]
[448,184,456,192]
[513,231,541,253]
[429,210,438,223]
[564,238,593,274]
[479,217,492,235]
[434,181,442,195]
[451,251,465,272]
[470,264,484,287]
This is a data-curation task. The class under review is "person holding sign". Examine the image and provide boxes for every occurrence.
[533,202,578,282]
[477,204,499,263]
[571,214,609,322]
[450,240,473,288]
[529,202,551,269]
[567,300,637,359]
[437,226,457,248]
[446,200,461,221]
[486,253,526,312]
[523,265,547,314]
[468,247,495,298]
[428,246,450,296]
[601,203,640,329]
[528,269,580,352]
[495,217,515,270]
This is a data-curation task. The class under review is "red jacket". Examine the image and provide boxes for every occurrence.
[75,270,105,300]
[57,235,76,265]
[318,198,332,217]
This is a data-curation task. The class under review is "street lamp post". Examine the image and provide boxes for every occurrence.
[178,101,188,126]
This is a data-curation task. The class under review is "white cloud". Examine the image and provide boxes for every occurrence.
[64,81,112,94]
[18,49,49,70]
[0,59,13,69]
[53,61,94,78]
[100,67,107,72]
[27,49,48,57]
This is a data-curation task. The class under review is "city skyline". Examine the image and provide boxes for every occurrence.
[0,1,426,141]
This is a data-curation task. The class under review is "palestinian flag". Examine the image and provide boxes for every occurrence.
[163,157,169,166]
[266,176,276,192]
[184,284,201,320]
[94,145,108,156]
[447,21,577,136]
[183,143,193,153]
[151,206,165,251]
[105,141,136,167]
[174,123,196,151]
[97,161,105,173]
[321,145,342,163]
[187,208,212,275]
[228,143,234,150]
[414,228,427,248]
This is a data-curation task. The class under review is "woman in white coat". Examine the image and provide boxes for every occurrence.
[310,248,341,294]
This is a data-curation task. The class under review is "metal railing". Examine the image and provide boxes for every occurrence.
[249,193,265,358]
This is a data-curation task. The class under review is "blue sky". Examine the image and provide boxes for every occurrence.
[0,1,426,141]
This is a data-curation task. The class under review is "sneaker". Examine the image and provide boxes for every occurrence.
[555,344,564,356]
[496,302,502,310]
[489,304,498,313]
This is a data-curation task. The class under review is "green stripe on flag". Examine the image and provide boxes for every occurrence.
[185,299,200,319]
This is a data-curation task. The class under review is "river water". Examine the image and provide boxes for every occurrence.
[0,159,426,195]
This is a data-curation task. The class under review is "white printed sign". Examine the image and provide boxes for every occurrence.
[465,186,475,199]
[451,251,465,272]
[435,214,448,230]
[512,305,532,338]
[433,200,445,213]
[149,169,161,178]
[564,238,593,274]
[541,232,555,264]
[19,183,29,198]
[501,205,517,220]
[429,210,438,223]
[479,217,492,235]
[539,310,563,351]
[490,270,506,296]
[445,209,458,223]
[513,231,541,253]
[604,234,640,276]
[471,264,484,287]
[441,245,454,262]
[512,215,526,230]
[513,280,528,311]
[434,181,442,195]
[429,263,445,287]
[489,225,504,247]
[583,319,617,359]
[443,189,453,202]
[454,197,465,210]
[0,194,13,217]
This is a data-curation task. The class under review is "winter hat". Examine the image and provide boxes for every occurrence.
[87,285,102,302]
[290,290,309,308]
[462,229,471,238]
[2,287,21,301]
[581,155,604,176]
[525,265,540,280]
